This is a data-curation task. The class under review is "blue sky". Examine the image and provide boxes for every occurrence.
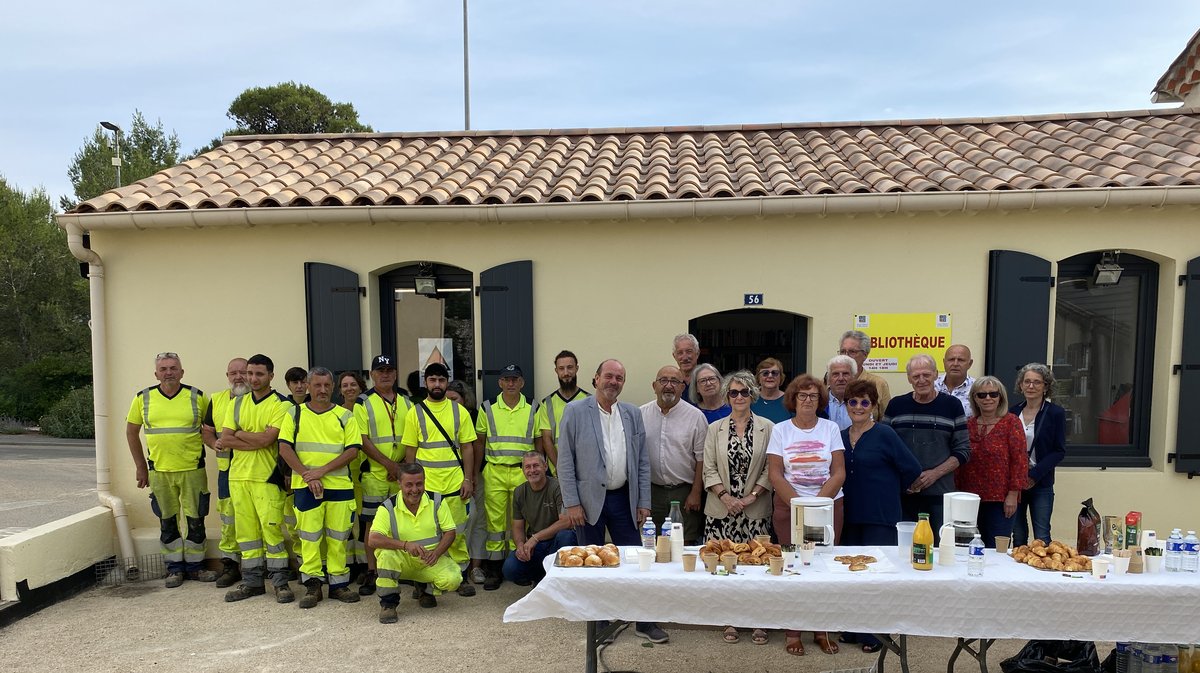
[1,1,1196,205]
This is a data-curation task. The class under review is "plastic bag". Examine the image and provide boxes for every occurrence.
[1077,498,1101,556]
[1000,640,1102,673]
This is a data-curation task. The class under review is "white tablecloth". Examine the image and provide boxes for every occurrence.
[503,546,1200,642]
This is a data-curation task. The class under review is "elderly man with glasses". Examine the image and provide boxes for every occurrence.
[640,365,709,545]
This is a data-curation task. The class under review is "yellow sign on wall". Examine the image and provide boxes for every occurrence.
[852,313,952,373]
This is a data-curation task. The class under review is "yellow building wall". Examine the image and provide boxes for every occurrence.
[91,204,1200,541]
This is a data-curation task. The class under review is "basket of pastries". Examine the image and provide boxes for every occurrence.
[555,544,622,568]
[1012,539,1093,572]
[698,538,783,566]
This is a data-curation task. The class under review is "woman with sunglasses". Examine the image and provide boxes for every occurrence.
[751,358,791,423]
[956,376,1027,547]
[702,370,774,645]
[837,378,923,652]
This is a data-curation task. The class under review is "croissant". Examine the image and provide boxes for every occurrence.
[1027,556,1047,569]
[1030,539,1046,549]
[584,554,602,567]
[1051,552,1065,563]
[1063,561,1083,572]
[564,555,584,567]
[599,549,621,567]
[1013,549,1029,563]
[1032,546,1048,557]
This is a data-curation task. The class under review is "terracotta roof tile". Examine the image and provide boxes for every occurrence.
[72,109,1200,213]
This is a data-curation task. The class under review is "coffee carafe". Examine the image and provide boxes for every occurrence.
[791,496,835,546]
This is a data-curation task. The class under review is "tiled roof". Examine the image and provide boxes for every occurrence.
[73,109,1200,214]
[1153,29,1200,104]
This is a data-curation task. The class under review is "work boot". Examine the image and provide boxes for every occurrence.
[187,569,220,582]
[457,571,477,597]
[483,561,502,591]
[419,592,437,609]
[215,560,241,588]
[358,570,377,596]
[329,585,361,603]
[379,605,398,624]
[164,572,185,588]
[274,583,295,604]
[298,579,323,609]
[412,582,426,599]
[224,584,266,602]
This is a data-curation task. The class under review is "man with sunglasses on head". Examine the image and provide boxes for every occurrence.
[839,330,891,420]
[126,351,215,588]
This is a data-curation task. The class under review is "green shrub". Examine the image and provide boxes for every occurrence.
[0,416,25,434]
[39,385,94,439]
[0,353,92,423]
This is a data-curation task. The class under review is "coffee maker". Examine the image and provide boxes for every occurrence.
[941,491,981,550]
[791,496,835,546]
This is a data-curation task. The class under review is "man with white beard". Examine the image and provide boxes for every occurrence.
[640,365,708,545]
[203,357,249,587]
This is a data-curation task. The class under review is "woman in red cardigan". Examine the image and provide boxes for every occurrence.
[956,376,1028,547]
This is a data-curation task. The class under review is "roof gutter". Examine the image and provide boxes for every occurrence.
[56,185,1200,231]
[61,221,139,575]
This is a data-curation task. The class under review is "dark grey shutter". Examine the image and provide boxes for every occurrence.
[1173,256,1200,474]
[984,250,1053,393]
[479,261,534,403]
[304,262,363,374]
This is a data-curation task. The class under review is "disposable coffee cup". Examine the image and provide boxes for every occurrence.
[1145,555,1163,574]
[995,536,1011,554]
[782,550,798,569]
[799,547,815,566]
[755,535,772,546]
[768,556,784,575]
[638,549,654,571]
[720,551,738,573]
[681,552,698,572]
[1112,555,1131,575]
[701,553,719,573]
[1091,558,1109,580]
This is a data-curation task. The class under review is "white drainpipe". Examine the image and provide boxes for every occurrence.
[63,222,138,573]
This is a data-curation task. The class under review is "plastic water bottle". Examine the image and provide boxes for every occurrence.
[1183,531,1200,573]
[661,515,672,538]
[1114,642,1129,673]
[1166,529,1184,572]
[641,518,656,549]
[1161,646,1179,672]
[967,533,985,576]
[1129,643,1143,673]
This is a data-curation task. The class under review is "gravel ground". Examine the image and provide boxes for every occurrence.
[0,577,1040,672]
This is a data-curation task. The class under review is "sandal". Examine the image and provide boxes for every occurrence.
[752,629,768,645]
[785,634,805,656]
[722,626,740,644]
[863,643,883,654]
[814,631,839,655]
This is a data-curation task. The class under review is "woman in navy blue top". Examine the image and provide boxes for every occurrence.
[1009,363,1066,546]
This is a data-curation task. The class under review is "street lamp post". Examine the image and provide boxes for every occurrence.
[100,121,123,188]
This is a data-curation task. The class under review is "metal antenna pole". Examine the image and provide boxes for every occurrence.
[463,0,471,130]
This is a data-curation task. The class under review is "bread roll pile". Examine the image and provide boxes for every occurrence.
[698,538,782,566]
[1012,539,1093,572]
[556,544,621,568]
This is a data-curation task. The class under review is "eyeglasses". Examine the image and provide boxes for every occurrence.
[846,398,872,408]
[728,389,752,398]
[975,391,1001,399]
[1021,379,1045,387]
[838,349,864,357]
[795,393,819,402]
[759,369,781,377]
[697,376,719,385]
[655,378,684,387]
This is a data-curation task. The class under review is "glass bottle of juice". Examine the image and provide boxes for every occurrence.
[912,513,934,571]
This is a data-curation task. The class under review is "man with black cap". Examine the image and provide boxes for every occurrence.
[402,362,479,598]
[472,364,540,590]
[353,354,413,595]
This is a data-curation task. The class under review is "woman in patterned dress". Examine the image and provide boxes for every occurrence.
[702,370,774,645]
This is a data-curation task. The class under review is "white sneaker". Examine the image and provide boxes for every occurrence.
[469,567,487,584]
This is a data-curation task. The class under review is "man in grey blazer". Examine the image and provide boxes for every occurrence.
[558,358,667,644]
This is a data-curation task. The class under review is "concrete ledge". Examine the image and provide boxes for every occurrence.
[0,507,114,601]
